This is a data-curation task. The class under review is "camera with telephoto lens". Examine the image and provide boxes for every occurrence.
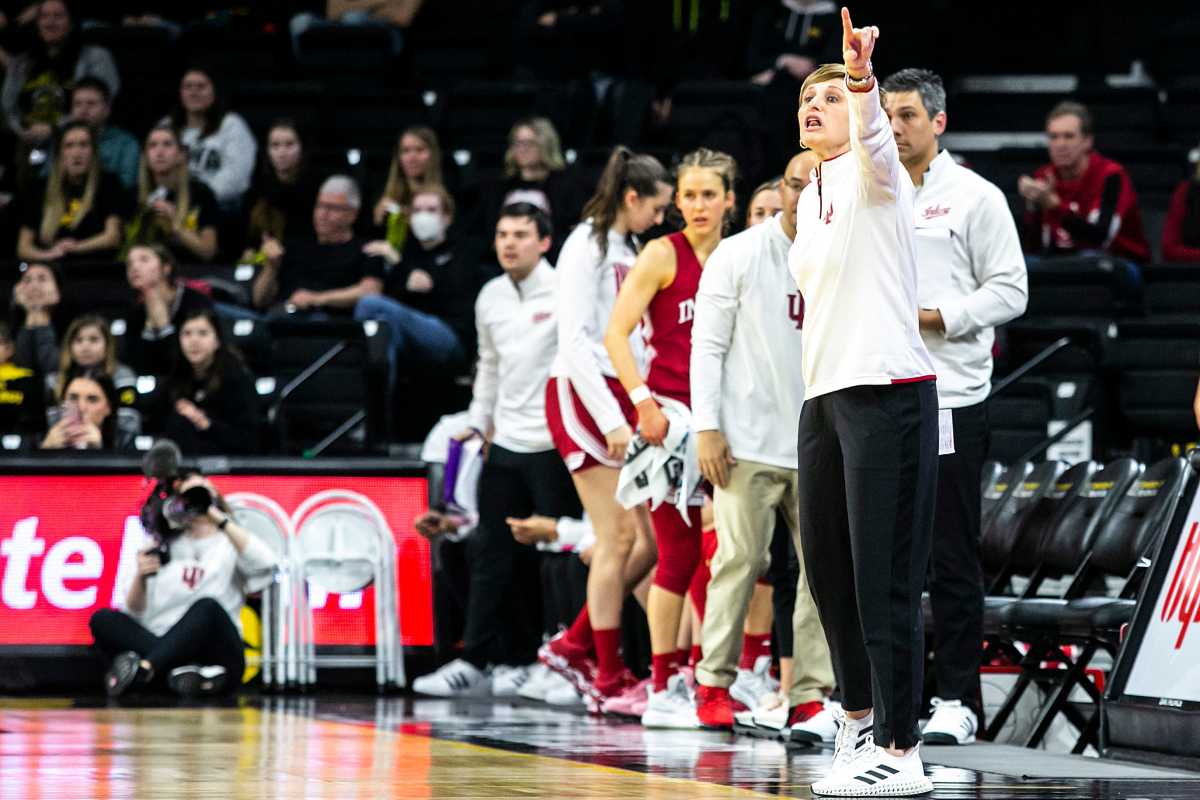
[138,439,213,566]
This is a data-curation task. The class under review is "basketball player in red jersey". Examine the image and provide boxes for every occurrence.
[605,148,736,727]
[540,147,675,712]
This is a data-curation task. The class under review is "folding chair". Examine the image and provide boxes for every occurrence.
[990,457,1188,751]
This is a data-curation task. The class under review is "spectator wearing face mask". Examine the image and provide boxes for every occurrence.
[356,185,478,385]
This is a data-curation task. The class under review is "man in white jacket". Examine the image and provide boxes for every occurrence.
[412,203,582,699]
[691,150,835,731]
[883,68,1027,745]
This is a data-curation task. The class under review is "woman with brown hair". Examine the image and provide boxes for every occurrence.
[17,121,125,263]
[371,125,445,251]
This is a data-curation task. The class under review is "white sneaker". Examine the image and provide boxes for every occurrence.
[921,697,977,745]
[412,659,491,697]
[640,673,700,729]
[491,663,536,697]
[729,655,779,710]
[789,699,841,744]
[544,673,584,707]
[517,663,555,701]
[812,737,934,796]
[828,708,875,776]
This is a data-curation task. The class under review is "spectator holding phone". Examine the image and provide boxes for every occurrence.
[39,367,138,450]
[90,471,278,698]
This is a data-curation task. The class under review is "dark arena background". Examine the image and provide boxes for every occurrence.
[0,1,1198,797]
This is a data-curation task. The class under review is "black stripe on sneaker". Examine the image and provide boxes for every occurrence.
[866,769,890,780]
[876,764,900,775]
[854,775,878,785]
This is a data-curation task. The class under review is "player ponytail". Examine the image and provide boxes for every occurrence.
[581,146,669,257]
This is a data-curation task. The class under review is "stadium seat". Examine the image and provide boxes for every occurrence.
[1111,317,1200,459]
[295,26,399,84]
[265,319,390,455]
[441,82,574,151]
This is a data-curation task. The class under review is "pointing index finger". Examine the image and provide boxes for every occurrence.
[841,6,854,40]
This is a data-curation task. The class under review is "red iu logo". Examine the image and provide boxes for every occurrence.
[788,293,805,330]
[182,566,204,590]
[1161,520,1200,650]
[922,204,951,220]
[823,206,834,225]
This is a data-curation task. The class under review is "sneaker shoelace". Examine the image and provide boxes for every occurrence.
[831,711,873,772]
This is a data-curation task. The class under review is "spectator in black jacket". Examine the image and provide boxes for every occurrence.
[40,367,138,451]
[162,308,257,455]
[0,320,44,436]
[17,121,127,264]
[251,175,385,319]
[241,119,319,260]
[9,261,64,380]
[484,117,581,261]
[355,185,476,386]
[124,243,214,375]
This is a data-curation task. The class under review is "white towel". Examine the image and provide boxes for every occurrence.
[615,395,704,523]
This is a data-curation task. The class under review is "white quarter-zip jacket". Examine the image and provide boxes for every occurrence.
[691,214,805,468]
[788,79,935,399]
[467,259,559,453]
[912,150,1028,408]
[551,220,645,435]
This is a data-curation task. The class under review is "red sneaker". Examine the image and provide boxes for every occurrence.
[786,700,825,727]
[539,630,597,696]
[695,684,734,730]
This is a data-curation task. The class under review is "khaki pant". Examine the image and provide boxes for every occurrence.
[696,459,834,704]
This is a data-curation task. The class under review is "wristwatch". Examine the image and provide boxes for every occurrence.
[216,514,230,531]
[846,62,874,90]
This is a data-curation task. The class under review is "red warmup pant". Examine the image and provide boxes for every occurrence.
[650,503,704,598]
[691,528,772,622]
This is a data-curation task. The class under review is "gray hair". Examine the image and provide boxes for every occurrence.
[319,175,361,209]
[882,68,946,118]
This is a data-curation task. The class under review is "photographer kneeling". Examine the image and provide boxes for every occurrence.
[90,471,277,698]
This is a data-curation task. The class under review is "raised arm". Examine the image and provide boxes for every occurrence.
[604,237,675,445]
[841,8,901,199]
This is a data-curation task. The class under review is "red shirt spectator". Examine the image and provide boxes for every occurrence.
[1161,178,1200,263]
[1018,101,1150,262]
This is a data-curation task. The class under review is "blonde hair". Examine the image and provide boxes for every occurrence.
[136,123,192,230]
[41,122,100,244]
[675,148,738,232]
[381,126,443,210]
[411,183,457,221]
[799,63,887,150]
[503,117,565,178]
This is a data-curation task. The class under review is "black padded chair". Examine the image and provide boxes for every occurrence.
[987,457,1189,751]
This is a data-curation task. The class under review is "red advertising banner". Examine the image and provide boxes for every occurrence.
[0,473,432,648]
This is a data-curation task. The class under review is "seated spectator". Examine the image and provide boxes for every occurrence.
[40,367,138,450]
[124,244,214,375]
[251,175,384,319]
[371,125,444,250]
[123,122,219,262]
[52,312,136,404]
[68,75,139,189]
[90,472,277,698]
[10,261,64,379]
[484,117,582,260]
[240,119,320,260]
[745,178,782,228]
[1017,101,1150,262]
[168,67,256,211]
[161,308,257,455]
[1161,145,1200,263]
[0,320,44,436]
[355,186,478,385]
[17,121,126,263]
[1,0,120,189]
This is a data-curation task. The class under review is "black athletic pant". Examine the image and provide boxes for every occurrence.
[89,597,245,693]
[796,382,938,749]
[463,445,582,668]
[541,552,590,637]
[766,511,800,659]
[928,400,990,716]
